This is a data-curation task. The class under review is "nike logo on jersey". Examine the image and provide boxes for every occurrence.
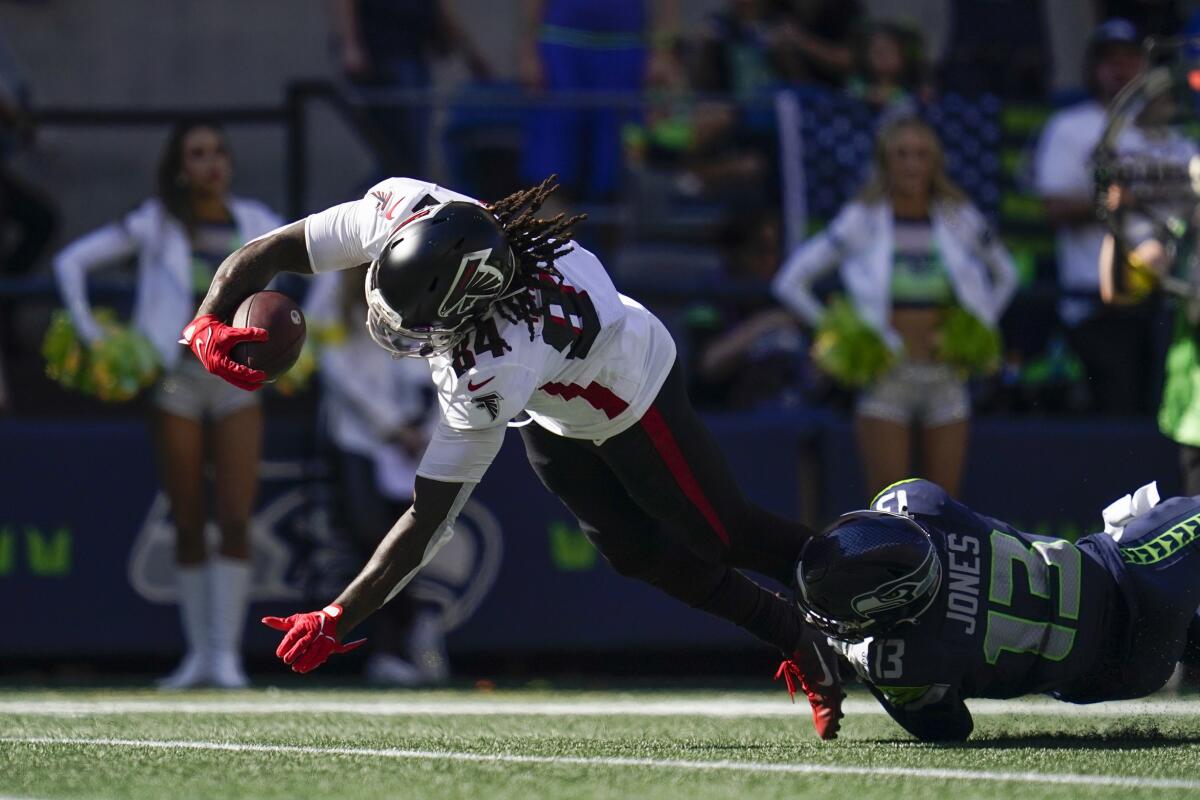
[384,196,408,220]
[467,376,495,391]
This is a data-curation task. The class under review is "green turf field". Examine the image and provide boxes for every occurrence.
[1,687,1198,799]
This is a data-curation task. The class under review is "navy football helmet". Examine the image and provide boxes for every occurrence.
[365,201,517,358]
[794,510,942,641]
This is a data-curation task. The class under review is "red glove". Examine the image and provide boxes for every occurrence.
[180,314,268,391]
[262,604,367,673]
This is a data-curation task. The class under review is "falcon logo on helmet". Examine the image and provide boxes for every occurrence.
[438,249,509,319]
[363,201,517,359]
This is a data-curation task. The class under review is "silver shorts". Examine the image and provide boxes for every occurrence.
[152,358,259,421]
[856,361,970,427]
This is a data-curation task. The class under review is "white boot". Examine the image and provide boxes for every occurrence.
[365,653,425,687]
[408,610,450,685]
[209,556,251,689]
[1164,662,1185,695]
[158,564,212,690]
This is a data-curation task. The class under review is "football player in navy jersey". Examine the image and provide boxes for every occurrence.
[183,176,844,738]
[795,478,1200,741]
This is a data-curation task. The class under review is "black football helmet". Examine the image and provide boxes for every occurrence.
[794,510,942,642]
[365,201,517,358]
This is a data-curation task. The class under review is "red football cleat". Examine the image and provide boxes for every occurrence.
[775,633,845,740]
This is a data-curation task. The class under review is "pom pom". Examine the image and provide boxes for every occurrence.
[937,307,1002,377]
[42,309,161,402]
[811,297,896,388]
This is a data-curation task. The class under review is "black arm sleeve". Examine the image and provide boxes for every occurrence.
[867,684,974,742]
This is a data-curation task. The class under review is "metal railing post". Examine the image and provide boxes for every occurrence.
[285,82,308,220]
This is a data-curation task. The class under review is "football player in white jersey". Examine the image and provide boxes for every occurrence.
[183,176,843,738]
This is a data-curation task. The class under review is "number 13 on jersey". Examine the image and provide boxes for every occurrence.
[983,532,1081,665]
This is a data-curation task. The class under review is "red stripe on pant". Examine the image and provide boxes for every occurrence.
[638,404,731,547]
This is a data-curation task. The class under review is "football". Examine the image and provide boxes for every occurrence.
[229,290,306,380]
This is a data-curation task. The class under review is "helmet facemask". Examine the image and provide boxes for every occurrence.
[362,202,520,359]
[364,262,470,358]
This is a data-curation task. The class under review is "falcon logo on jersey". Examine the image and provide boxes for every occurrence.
[473,390,503,421]
[371,190,393,211]
[438,248,508,319]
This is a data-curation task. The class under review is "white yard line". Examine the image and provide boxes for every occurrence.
[0,697,1198,717]
[2,736,1197,792]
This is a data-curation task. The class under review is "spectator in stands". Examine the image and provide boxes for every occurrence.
[305,268,450,685]
[773,116,1018,499]
[690,211,812,409]
[0,29,56,415]
[694,0,787,97]
[53,120,282,689]
[1095,0,1183,41]
[1035,18,1151,414]
[331,0,492,178]
[670,0,786,200]
[0,29,56,276]
[1097,12,1200,490]
[519,0,679,201]
[938,0,1050,99]
[622,49,769,203]
[846,22,932,114]
[770,0,863,89]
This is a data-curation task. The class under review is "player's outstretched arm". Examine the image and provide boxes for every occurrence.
[867,684,974,743]
[197,220,312,320]
[332,477,471,633]
[262,476,473,673]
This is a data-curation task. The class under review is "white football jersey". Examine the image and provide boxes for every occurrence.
[304,177,677,483]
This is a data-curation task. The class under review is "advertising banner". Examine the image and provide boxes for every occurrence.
[0,414,1179,657]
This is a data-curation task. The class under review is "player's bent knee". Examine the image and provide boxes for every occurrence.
[601,549,660,582]
[601,547,720,607]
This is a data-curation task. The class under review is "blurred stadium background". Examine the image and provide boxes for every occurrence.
[0,0,1192,686]
[10,2,1200,798]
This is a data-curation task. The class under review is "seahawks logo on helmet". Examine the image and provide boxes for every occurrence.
[849,547,941,621]
[473,391,503,421]
[438,248,510,320]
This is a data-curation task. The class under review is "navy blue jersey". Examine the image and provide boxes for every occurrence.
[832,479,1122,741]
[1077,492,1200,699]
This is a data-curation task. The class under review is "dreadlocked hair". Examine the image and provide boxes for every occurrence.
[483,174,587,343]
